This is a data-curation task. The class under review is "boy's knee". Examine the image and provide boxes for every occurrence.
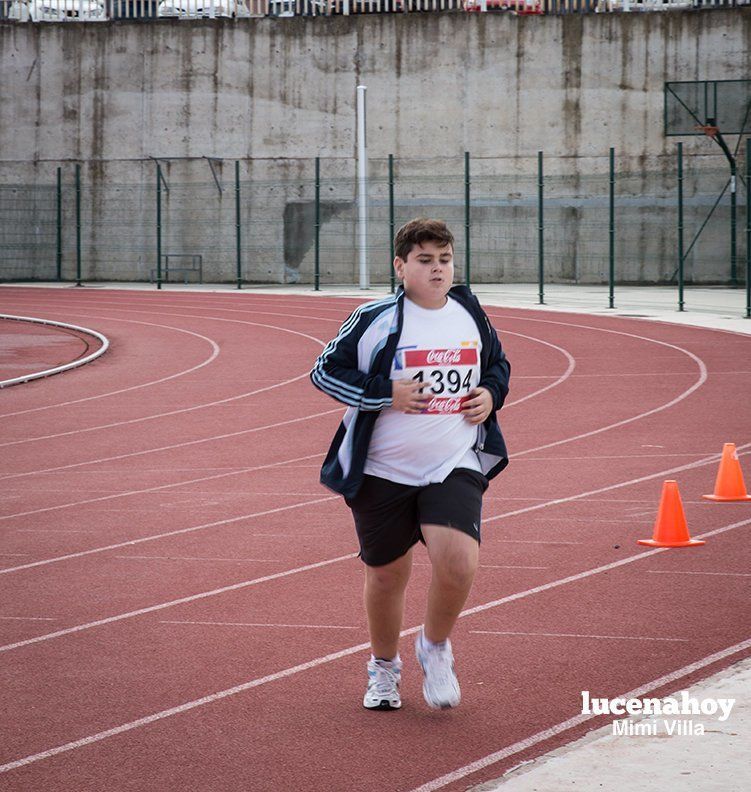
[434,549,477,590]
[366,559,410,591]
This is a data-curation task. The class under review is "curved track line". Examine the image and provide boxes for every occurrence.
[0,489,338,578]
[492,318,708,457]
[0,324,705,520]
[0,452,325,523]
[501,331,575,407]
[1,441,748,646]
[0,546,354,654]
[0,328,569,481]
[0,315,109,389]
[1,516,748,775]
[0,317,327,448]
[0,408,344,484]
[0,320,221,419]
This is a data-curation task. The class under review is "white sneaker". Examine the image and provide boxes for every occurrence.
[415,630,461,709]
[363,656,402,710]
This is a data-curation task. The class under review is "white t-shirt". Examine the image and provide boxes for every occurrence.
[364,296,483,486]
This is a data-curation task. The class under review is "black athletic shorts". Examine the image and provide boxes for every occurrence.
[344,467,489,567]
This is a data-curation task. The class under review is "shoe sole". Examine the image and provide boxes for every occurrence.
[417,657,460,709]
[363,700,401,710]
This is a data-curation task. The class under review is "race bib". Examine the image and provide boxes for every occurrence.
[398,346,479,414]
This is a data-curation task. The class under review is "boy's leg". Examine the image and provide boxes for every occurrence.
[421,524,479,642]
[364,548,414,659]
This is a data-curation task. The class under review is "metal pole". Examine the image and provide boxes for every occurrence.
[677,142,684,312]
[746,138,750,318]
[608,147,615,309]
[465,150,471,288]
[389,153,395,294]
[56,166,62,281]
[75,163,82,287]
[730,159,737,286]
[538,150,544,305]
[156,161,162,290]
[235,160,242,290]
[315,156,320,292]
[356,85,369,289]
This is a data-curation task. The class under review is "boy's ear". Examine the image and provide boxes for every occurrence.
[393,257,405,280]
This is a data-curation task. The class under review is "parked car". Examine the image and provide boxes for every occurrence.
[464,0,541,12]
[8,0,106,19]
[157,0,250,16]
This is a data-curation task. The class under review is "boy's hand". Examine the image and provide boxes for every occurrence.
[391,378,432,414]
[461,387,493,424]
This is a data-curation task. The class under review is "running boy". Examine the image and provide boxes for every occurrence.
[310,218,510,710]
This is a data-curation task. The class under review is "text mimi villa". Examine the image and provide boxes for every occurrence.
[581,690,735,737]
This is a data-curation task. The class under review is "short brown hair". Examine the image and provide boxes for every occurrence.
[394,218,454,261]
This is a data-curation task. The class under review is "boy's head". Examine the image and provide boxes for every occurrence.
[393,218,455,309]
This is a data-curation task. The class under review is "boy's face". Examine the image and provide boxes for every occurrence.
[394,240,454,309]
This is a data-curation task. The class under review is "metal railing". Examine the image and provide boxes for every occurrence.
[0,0,747,18]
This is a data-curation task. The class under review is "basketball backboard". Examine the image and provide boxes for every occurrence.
[664,79,751,137]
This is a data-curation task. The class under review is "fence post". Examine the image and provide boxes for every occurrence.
[75,163,82,287]
[314,157,320,292]
[156,161,162,290]
[609,146,615,309]
[677,142,684,312]
[730,158,737,286]
[235,160,242,290]
[746,137,750,319]
[56,166,62,282]
[464,150,471,287]
[389,153,395,294]
[538,150,544,305]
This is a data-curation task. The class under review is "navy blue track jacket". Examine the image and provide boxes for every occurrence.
[310,285,510,500]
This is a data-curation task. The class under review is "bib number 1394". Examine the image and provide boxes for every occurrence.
[411,368,472,395]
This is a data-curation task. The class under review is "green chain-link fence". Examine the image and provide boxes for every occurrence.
[0,151,747,290]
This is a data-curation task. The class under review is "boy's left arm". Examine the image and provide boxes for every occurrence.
[478,315,511,411]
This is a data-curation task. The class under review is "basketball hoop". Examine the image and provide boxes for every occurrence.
[695,124,719,139]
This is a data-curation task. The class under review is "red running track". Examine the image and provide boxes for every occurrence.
[0,286,749,792]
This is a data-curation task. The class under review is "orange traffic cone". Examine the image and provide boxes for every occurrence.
[638,480,705,547]
[703,443,751,502]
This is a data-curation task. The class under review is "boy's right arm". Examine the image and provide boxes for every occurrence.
[310,311,394,412]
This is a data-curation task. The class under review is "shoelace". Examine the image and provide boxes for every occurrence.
[370,663,400,694]
[422,647,455,686]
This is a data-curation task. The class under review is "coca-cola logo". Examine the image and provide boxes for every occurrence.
[424,396,465,414]
[426,349,462,366]
[403,348,478,368]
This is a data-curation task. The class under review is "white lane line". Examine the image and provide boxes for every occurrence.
[0,452,325,522]
[160,621,360,631]
[413,562,548,570]
[647,570,751,578]
[0,316,327,448]
[0,517,748,776]
[0,616,56,622]
[0,322,569,483]
[2,441,746,577]
[0,407,343,484]
[470,630,689,642]
[0,491,338,577]
[500,331,575,407]
[0,552,357,654]
[482,443,751,528]
[0,320,220,419]
[494,540,583,545]
[14,529,98,534]
[0,315,109,389]
[409,636,751,792]
[114,556,282,563]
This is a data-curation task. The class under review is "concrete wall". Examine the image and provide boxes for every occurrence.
[0,11,749,283]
